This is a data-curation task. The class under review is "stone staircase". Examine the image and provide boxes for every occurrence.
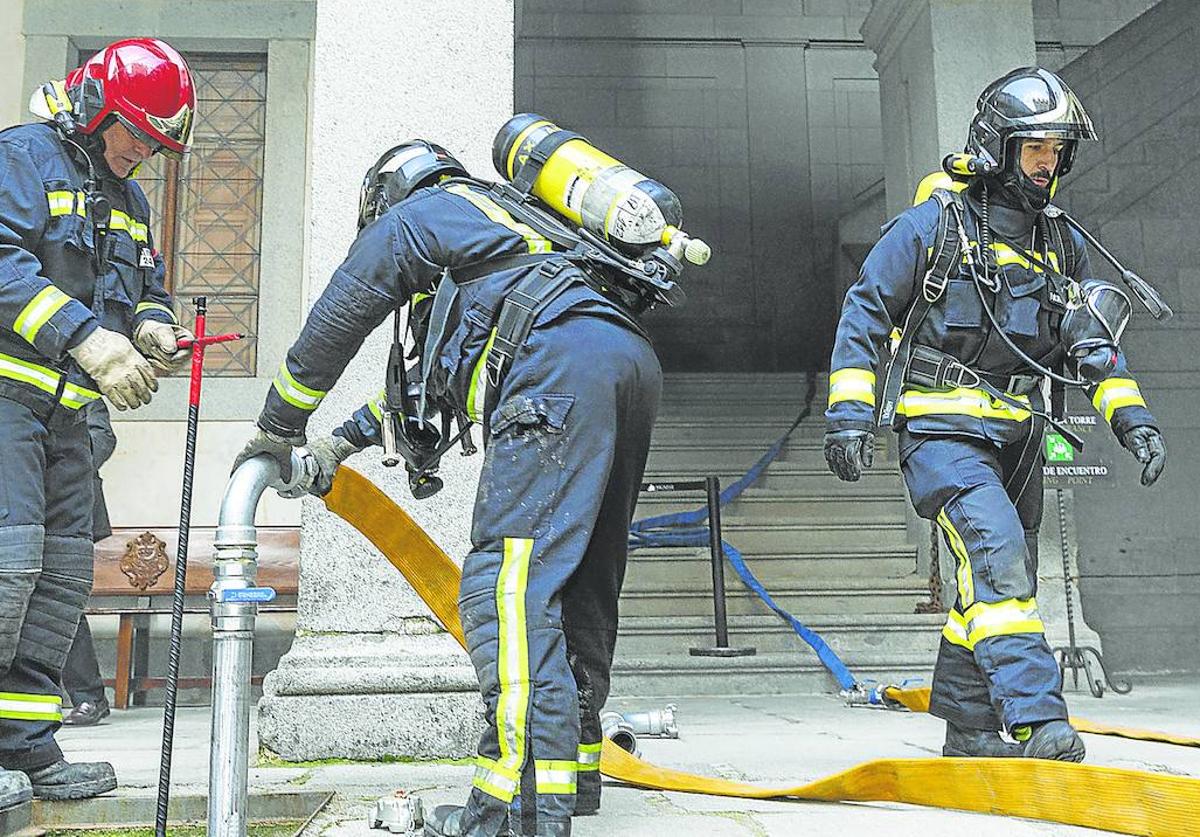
[610,373,941,697]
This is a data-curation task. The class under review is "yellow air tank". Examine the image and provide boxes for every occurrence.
[493,113,710,265]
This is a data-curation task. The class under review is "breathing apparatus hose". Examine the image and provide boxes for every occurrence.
[320,466,1200,837]
[951,191,1089,388]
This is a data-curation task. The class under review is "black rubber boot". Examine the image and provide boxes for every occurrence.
[23,760,116,801]
[0,770,32,809]
[1017,720,1086,762]
[424,804,515,837]
[942,722,1024,757]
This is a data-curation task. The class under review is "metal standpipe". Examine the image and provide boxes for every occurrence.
[207,451,309,837]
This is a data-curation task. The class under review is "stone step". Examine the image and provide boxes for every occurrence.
[660,373,819,394]
[618,577,929,618]
[695,520,912,552]
[649,419,826,446]
[614,613,945,657]
[609,650,933,697]
[625,546,920,587]
[645,439,900,470]
[654,403,820,422]
[633,490,908,524]
[642,464,903,494]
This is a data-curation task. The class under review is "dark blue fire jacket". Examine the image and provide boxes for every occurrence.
[0,123,177,414]
[257,180,641,441]
[825,191,1156,443]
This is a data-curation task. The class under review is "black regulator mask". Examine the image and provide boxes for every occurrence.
[1060,280,1132,382]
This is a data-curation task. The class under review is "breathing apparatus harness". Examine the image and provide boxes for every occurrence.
[380,175,690,499]
[878,154,1173,455]
[36,82,116,277]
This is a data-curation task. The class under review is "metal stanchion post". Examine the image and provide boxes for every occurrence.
[690,476,755,658]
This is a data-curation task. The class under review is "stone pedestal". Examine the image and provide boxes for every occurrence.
[257,0,514,761]
[862,0,1036,217]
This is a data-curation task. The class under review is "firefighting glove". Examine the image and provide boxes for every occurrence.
[303,433,362,497]
[824,428,875,482]
[1120,425,1166,487]
[68,327,158,411]
[134,320,194,373]
[232,427,306,482]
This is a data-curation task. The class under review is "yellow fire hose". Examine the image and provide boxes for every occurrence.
[323,467,1200,836]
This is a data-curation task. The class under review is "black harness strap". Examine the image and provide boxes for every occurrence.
[510,130,584,195]
[485,260,580,385]
[876,188,964,428]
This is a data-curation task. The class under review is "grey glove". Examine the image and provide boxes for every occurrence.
[68,326,158,410]
[824,428,875,482]
[1121,425,1166,487]
[233,427,305,481]
[305,434,362,496]
[134,320,193,373]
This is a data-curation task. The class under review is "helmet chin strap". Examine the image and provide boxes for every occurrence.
[998,160,1051,213]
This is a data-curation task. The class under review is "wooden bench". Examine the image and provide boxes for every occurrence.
[89,526,299,709]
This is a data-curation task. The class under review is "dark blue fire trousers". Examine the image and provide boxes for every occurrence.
[899,430,1067,733]
[457,313,660,834]
[0,396,95,769]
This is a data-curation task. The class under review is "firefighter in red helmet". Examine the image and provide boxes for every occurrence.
[0,38,196,804]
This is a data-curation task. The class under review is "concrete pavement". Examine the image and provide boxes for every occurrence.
[47,678,1200,836]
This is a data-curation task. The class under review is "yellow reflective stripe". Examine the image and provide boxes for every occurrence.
[1092,377,1146,423]
[14,285,71,344]
[46,190,85,217]
[467,328,498,422]
[0,692,62,722]
[272,363,326,411]
[135,301,176,322]
[578,738,604,767]
[941,613,972,650]
[411,291,431,306]
[496,537,533,778]
[108,209,149,242]
[936,508,974,609]
[943,598,1044,650]
[444,183,553,254]
[0,352,60,396]
[897,386,1031,421]
[955,241,1060,273]
[535,759,578,795]
[367,388,387,423]
[828,367,876,407]
[0,352,100,409]
[61,382,101,410]
[473,756,520,802]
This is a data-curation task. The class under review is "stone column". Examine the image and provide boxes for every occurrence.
[861,0,1105,664]
[861,0,1036,217]
[257,0,514,761]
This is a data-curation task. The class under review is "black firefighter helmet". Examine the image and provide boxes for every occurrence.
[966,66,1098,210]
[358,140,468,231]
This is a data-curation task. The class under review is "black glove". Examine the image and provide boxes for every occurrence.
[306,434,362,496]
[233,428,305,481]
[824,429,875,482]
[1121,425,1166,487]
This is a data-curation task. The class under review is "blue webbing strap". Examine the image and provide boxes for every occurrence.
[628,376,860,690]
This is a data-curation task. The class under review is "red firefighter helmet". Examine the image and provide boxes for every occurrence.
[66,38,196,159]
